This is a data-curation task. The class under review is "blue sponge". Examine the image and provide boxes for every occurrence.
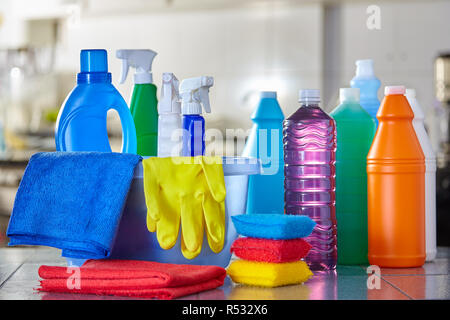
[231,214,316,240]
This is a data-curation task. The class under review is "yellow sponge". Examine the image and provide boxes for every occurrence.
[227,260,313,288]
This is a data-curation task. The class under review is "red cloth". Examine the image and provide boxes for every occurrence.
[38,260,226,300]
[230,237,311,263]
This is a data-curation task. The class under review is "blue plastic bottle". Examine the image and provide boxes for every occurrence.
[55,49,137,154]
[242,91,285,214]
[350,59,381,126]
[182,114,205,156]
[179,76,214,157]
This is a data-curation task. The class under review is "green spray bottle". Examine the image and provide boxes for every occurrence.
[116,49,158,156]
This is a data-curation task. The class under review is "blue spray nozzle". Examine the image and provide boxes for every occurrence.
[80,49,108,73]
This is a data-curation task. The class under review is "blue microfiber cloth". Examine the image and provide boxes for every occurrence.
[231,214,316,239]
[7,152,141,259]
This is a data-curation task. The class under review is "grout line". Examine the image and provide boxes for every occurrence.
[379,276,414,300]
[0,263,24,290]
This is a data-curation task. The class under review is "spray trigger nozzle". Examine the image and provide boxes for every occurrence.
[160,73,181,114]
[116,49,157,84]
[179,76,214,115]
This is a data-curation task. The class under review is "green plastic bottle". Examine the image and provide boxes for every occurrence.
[129,83,158,156]
[330,88,376,265]
[116,49,158,156]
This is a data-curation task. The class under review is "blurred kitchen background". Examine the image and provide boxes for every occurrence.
[0,0,450,246]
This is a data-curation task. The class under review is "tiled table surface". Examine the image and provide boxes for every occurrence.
[0,247,449,300]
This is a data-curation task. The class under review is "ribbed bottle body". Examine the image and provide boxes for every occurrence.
[284,105,337,271]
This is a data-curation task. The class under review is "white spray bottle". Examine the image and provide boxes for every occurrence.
[179,76,214,156]
[157,73,182,157]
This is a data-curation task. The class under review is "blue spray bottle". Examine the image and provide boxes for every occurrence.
[179,76,214,156]
[242,91,285,214]
[350,59,381,126]
[55,49,137,153]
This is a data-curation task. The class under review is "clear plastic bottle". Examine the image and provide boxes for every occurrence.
[283,89,337,271]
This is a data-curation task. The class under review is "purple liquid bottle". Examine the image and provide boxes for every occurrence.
[283,89,337,271]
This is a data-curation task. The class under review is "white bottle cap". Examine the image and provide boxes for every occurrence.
[299,89,320,103]
[340,88,360,103]
[405,88,416,98]
[385,85,406,96]
[355,59,375,77]
[260,91,277,99]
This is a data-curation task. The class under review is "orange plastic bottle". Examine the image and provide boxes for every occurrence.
[367,85,425,268]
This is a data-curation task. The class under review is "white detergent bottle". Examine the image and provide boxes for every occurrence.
[158,73,182,157]
[406,88,437,261]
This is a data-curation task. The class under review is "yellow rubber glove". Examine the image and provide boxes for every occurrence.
[143,156,226,259]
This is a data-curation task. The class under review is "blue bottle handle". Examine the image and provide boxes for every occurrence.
[55,98,137,154]
[111,97,137,155]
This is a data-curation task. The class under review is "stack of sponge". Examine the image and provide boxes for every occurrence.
[227,214,316,288]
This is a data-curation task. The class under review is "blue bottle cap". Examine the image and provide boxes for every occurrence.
[260,91,277,99]
[80,49,108,73]
[251,90,284,121]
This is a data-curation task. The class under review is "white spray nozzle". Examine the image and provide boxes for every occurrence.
[116,49,157,84]
[159,72,181,114]
[179,76,214,115]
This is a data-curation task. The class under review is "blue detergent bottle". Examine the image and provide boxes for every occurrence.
[350,59,381,126]
[55,49,137,153]
[242,91,285,214]
[179,76,214,156]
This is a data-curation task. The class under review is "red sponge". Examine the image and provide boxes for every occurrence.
[230,237,311,263]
